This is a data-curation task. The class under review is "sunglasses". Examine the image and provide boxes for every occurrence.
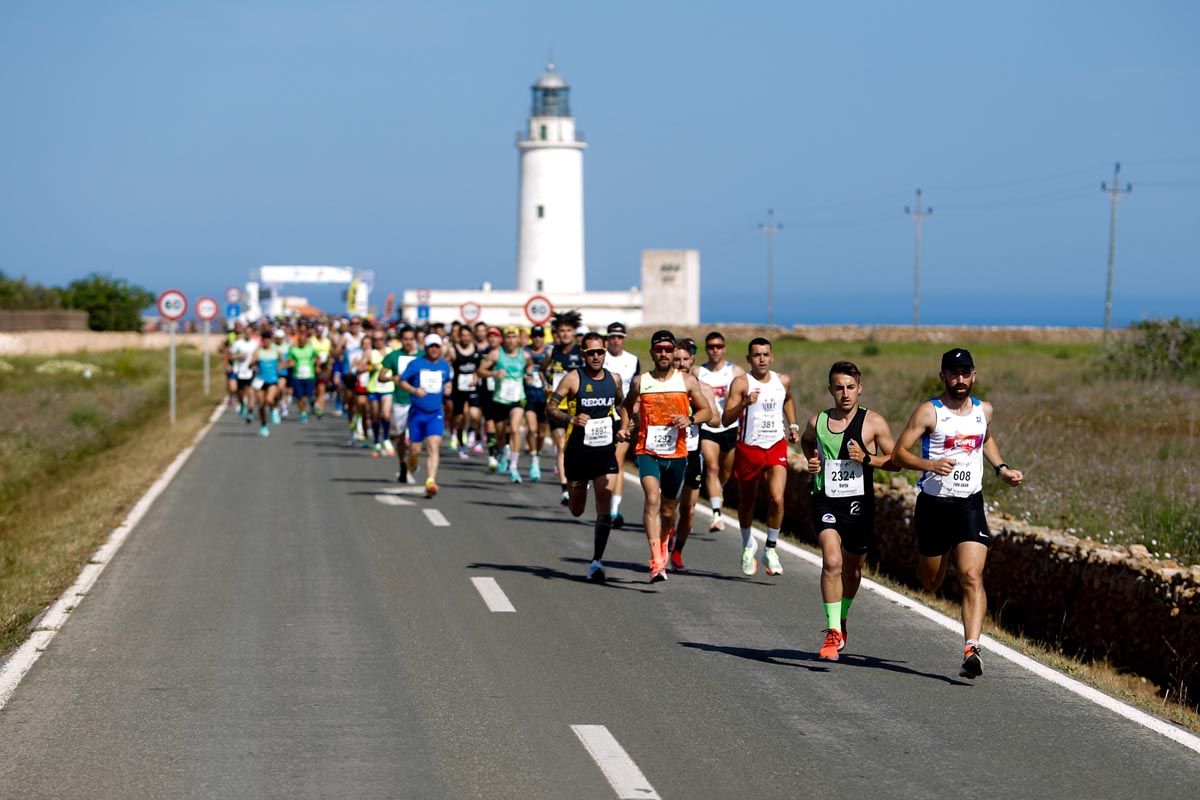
[706,343,725,349]
[583,347,606,355]
[652,344,675,354]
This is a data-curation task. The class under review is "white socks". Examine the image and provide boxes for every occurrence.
[612,495,622,513]
[767,527,780,545]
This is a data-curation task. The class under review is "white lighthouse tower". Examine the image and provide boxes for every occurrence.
[516,63,587,293]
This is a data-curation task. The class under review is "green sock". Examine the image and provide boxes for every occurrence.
[824,602,841,631]
[840,596,855,620]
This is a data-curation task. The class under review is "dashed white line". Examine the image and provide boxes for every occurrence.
[571,724,660,799]
[470,577,516,612]
[374,494,415,506]
[423,508,450,527]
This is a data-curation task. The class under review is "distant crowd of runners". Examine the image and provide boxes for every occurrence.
[221,313,1022,679]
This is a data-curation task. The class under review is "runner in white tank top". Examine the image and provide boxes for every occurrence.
[603,322,641,529]
[892,348,1024,680]
[720,337,799,578]
[697,331,746,531]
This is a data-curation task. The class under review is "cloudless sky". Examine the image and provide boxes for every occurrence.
[2,1,1197,325]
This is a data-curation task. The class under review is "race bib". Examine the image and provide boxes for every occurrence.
[419,370,443,394]
[498,378,522,403]
[295,363,314,379]
[824,459,865,498]
[583,416,614,447]
[527,370,544,389]
[486,376,495,391]
[456,372,476,392]
[948,466,975,494]
[646,425,679,456]
[250,377,264,391]
[685,423,700,451]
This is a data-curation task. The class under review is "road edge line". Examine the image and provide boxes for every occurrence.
[0,402,227,712]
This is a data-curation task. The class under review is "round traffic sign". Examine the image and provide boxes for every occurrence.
[416,287,432,305]
[459,301,482,323]
[195,297,219,321]
[157,289,188,321]
[224,285,242,304]
[523,294,553,325]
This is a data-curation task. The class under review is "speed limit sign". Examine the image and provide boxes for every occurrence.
[523,294,553,325]
[224,285,242,304]
[459,301,482,323]
[416,287,432,305]
[195,297,219,321]
[157,289,188,321]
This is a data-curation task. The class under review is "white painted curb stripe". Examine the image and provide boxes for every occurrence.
[470,577,516,612]
[423,508,450,527]
[0,402,227,712]
[571,724,661,799]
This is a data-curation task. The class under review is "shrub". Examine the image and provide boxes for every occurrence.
[1099,318,1200,382]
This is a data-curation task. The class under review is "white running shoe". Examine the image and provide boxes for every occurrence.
[764,547,783,575]
[740,545,758,576]
[709,514,725,532]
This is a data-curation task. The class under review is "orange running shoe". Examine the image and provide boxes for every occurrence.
[648,557,668,583]
[818,628,843,661]
[960,642,983,678]
[669,549,686,573]
[424,478,438,498]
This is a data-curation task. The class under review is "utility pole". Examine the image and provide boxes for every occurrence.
[904,190,932,343]
[1101,162,1132,347]
[758,209,782,326]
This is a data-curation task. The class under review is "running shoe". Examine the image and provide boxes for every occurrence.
[245,413,254,425]
[586,560,606,582]
[818,628,843,661]
[299,411,308,423]
[396,467,407,484]
[458,448,470,460]
[709,514,724,532]
[763,547,783,575]
[424,478,438,498]
[560,491,569,506]
[740,545,758,576]
[529,460,541,481]
[258,425,270,438]
[360,438,371,449]
[649,560,668,583]
[471,442,484,454]
[487,456,498,472]
[382,439,396,456]
[450,432,460,450]
[509,468,522,484]
[960,643,983,679]
[839,619,848,652]
[270,409,281,426]
[611,512,625,529]
[497,456,509,474]
[371,443,382,459]
[669,550,686,573]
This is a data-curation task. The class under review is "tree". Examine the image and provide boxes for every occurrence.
[61,273,155,331]
[0,271,63,309]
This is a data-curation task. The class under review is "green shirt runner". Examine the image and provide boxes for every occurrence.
[289,342,317,380]
[381,348,422,405]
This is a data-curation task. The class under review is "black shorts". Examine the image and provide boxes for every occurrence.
[564,443,618,484]
[550,415,568,432]
[525,399,547,423]
[915,491,991,557]
[812,497,874,556]
[684,449,703,491]
[700,426,738,453]
[237,378,252,391]
[452,391,480,415]
[488,399,523,423]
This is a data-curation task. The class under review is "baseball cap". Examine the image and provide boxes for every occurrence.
[503,325,520,336]
[606,322,627,337]
[941,348,975,371]
[531,325,545,337]
[487,326,502,336]
[650,329,676,348]
[424,333,444,347]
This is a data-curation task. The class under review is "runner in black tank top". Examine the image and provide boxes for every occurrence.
[450,328,484,458]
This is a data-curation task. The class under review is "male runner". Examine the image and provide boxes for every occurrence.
[252,327,282,437]
[721,337,799,577]
[288,325,318,423]
[478,326,533,483]
[379,325,421,483]
[892,348,1023,678]
[365,329,396,458]
[670,339,717,573]
[543,311,583,503]
[449,324,484,459]
[523,325,551,481]
[312,324,333,417]
[396,333,453,498]
[620,330,713,582]
[801,361,898,660]
[698,331,745,532]
[603,322,640,528]
[229,324,258,422]
[547,332,630,582]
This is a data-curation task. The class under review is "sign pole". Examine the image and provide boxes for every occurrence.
[202,320,211,397]
[169,320,177,425]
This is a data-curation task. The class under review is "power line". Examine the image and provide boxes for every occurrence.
[1101,163,1132,348]
[904,190,932,342]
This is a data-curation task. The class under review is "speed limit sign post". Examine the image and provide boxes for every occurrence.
[523,294,553,326]
[459,301,482,324]
[157,289,188,424]
[195,297,219,397]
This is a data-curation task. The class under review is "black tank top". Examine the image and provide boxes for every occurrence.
[813,407,875,507]
[567,368,617,445]
[453,347,482,392]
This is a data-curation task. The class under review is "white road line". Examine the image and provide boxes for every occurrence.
[423,508,450,527]
[0,402,227,712]
[470,577,516,613]
[571,725,661,800]
[374,494,415,506]
[626,468,1200,756]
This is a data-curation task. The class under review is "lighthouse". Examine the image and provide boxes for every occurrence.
[516,63,587,293]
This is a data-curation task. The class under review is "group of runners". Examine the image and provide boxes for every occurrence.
[223,315,1022,679]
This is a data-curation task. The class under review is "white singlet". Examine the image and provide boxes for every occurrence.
[604,350,640,396]
[739,370,787,449]
[698,360,738,433]
[918,396,987,498]
[231,338,257,380]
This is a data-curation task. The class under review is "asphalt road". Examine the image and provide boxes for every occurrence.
[0,408,1197,799]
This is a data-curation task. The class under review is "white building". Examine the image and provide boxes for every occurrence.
[401,64,699,331]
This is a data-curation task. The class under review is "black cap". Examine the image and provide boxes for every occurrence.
[606,322,627,337]
[531,325,545,337]
[681,337,697,355]
[941,348,975,371]
[651,329,676,347]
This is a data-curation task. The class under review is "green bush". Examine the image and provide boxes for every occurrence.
[61,273,154,331]
[1099,318,1200,382]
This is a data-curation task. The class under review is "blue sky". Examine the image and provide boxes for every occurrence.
[2,2,1197,325]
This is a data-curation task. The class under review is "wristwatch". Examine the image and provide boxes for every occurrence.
[863,453,872,466]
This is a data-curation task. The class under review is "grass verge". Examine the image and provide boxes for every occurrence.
[0,348,218,656]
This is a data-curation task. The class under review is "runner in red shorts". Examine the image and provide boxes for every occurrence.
[721,337,799,577]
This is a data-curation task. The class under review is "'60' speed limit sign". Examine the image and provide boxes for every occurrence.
[523,294,553,325]
[157,289,188,321]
